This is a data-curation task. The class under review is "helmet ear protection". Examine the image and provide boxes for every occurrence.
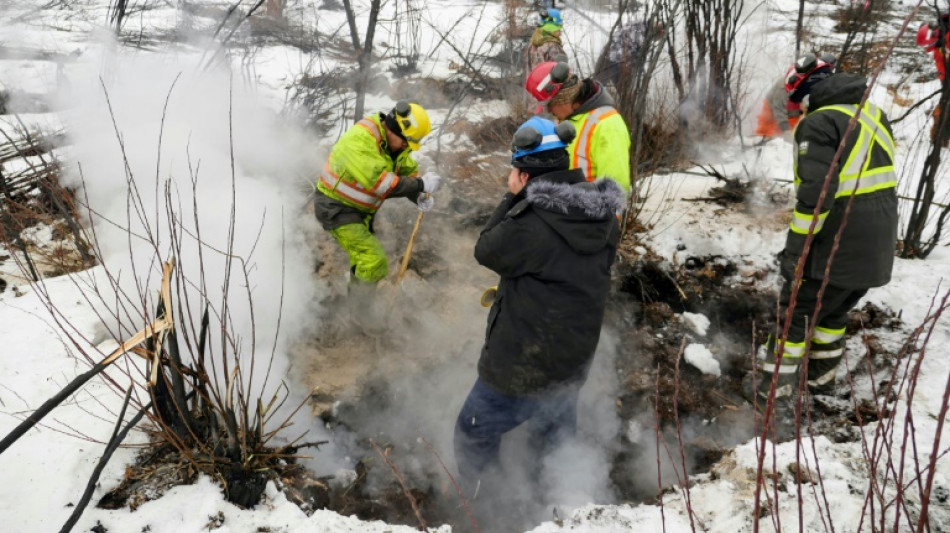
[550,62,570,84]
[393,100,412,130]
[794,53,818,74]
[538,63,571,97]
[554,121,576,144]
[385,101,431,150]
[511,125,543,153]
[510,121,575,153]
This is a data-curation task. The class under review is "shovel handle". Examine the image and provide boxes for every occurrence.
[396,209,425,283]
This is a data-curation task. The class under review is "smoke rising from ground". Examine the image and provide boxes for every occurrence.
[56,38,332,455]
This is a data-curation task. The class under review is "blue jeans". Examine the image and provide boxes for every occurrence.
[453,377,580,491]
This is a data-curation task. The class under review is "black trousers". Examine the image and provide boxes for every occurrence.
[763,278,867,394]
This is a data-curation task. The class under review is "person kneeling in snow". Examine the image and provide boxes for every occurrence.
[454,117,624,501]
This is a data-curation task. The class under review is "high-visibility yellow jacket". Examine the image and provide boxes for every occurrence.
[316,113,420,213]
[564,82,631,192]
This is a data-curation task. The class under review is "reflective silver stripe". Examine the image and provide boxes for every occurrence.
[777,341,806,359]
[572,106,619,179]
[321,175,382,208]
[836,170,897,197]
[813,326,845,345]
[356,119,382,142]
[822,103,896,158]
[808,368,837,387]
[373,171,399,195]
[809,348,844,359]
[815,104,897,197]
[790,208,828,235]
[539,134,561,145]
[759,362,800,374]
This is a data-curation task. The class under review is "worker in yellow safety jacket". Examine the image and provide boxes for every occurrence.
[524,61,631,193]
[314,101,441,306]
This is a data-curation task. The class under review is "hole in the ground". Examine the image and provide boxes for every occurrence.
[220,242,906,533]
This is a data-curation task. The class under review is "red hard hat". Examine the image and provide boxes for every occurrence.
[525,61,572,102]
[918,23,939,51]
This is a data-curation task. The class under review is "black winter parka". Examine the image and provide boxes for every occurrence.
[474,169,624,395]
[785,73,898,289]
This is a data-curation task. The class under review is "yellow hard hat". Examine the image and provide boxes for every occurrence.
[392,100,431,151]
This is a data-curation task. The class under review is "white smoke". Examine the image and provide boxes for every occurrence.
[56,37,332,459]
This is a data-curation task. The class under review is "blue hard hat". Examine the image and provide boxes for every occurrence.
[540,8,563,27]
[511,117,575,165]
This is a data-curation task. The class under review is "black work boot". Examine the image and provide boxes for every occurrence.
[743,360,800,404]
[807,350,842,397]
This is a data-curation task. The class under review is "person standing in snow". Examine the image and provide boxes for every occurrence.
[524,61,632,193]
[754,52,836,141]
[523,8,568,83]
[749,71,897,401]
[454,117,623,501]
[916,14,950,146]
[313,100,441,331]
[595,17,652,89]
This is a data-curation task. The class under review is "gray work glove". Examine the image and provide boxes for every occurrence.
[421,171,441,194]
[417,193,434,212]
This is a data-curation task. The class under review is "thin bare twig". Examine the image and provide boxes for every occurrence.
[369,438,428,531]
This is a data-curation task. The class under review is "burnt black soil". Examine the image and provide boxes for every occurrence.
[607,256,774,501]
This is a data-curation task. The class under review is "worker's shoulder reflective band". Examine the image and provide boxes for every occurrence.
[789,207,829,235]
[814,104,897,198]
[319,163,399,211]
[571,106,619,180]
[356,119,383,143]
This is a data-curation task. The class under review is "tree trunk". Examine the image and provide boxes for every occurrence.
[342,0,382,121]
[795,0,805,56]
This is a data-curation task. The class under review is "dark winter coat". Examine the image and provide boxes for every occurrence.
[474,168,624,395]
[784,72,898,289]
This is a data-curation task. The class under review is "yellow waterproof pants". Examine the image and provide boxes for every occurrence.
[329,219,388,283]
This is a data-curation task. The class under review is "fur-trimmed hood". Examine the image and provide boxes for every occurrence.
[520,169,625,254]
[473,167,621,394]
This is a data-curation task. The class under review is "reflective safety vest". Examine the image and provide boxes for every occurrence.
[318,118,401,212]
[571,106,620,181]
[790,102,896,235]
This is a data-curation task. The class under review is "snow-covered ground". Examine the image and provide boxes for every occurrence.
[1,1,949,532]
